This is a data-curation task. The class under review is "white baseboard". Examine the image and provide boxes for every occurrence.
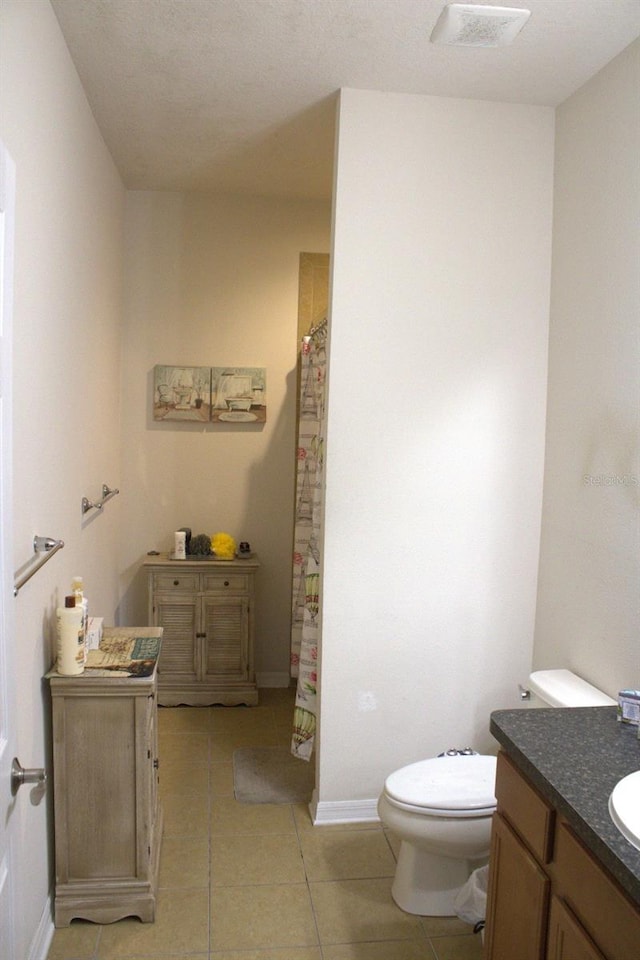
[310,792,380,825]
[256,671,291,688]
[28,896,54,960]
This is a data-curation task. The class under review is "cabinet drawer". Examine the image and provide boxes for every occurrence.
[553,820,640,960]
[202,573,248,593]
[495,752,554,864]
[152,573,198,592]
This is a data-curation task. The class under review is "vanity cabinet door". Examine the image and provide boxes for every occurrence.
[152,594,198,682]
[485,811,550,960]
[547,896,605,960]
[201,595,249,680]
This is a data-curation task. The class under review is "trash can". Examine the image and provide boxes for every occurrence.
[453,864,488,935]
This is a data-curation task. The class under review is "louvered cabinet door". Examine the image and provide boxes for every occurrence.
[201,595,249,680]
[153,595,197,681]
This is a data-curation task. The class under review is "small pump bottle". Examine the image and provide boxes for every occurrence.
[174,531,186,560]
[71,577,89,662]
[56,596,84,675]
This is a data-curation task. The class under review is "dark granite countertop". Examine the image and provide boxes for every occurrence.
[490,706,640,905]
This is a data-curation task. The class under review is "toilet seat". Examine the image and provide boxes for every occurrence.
[383,754,497,818]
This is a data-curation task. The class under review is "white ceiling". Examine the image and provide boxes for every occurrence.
[51,0,640,200]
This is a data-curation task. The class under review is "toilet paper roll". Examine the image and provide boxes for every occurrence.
[174,531,186,559]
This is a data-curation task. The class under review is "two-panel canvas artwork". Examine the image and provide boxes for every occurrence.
[153,365,267,423]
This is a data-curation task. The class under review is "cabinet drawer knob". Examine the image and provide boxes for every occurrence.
[173,580,179,586]
[224,580,230,586]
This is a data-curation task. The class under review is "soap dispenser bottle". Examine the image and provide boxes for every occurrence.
[56,596,84,675]
[71,577,88,662]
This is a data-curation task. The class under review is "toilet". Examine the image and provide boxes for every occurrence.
[377,669,616,916]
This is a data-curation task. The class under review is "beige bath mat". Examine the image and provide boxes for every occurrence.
[233,746,314,803]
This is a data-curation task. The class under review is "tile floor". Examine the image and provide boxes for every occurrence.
[47,686,484,960]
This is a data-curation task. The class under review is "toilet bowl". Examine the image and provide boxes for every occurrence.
[378,669,616,917]
[377,753,497,916]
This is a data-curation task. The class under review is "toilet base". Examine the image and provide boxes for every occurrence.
[392,840,479,916]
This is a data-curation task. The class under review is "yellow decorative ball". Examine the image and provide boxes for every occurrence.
[211,532,236,559]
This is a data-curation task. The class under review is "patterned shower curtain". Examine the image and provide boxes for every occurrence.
[291,321,327,761]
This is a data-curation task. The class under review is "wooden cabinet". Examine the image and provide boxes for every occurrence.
[145,555,259,705]
[485,752,640,960]
[547,896,606,960]
[486,810,550,960]
[49,628,163,927]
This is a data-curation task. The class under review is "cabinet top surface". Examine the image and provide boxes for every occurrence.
[144,552,259,569]
[491,706,640,904]
[47,626,162,686]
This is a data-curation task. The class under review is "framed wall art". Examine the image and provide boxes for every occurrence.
[210,367,266,423]
[153,365,266,423]
[153,365,212,422]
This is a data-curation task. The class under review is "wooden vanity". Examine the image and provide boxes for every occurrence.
[486,751,640,959]
[48,627,162,926]
[486,708,640,960]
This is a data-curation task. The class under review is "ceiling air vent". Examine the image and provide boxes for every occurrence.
[430,4,531,47]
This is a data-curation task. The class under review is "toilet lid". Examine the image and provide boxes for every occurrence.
[384,754,497,813]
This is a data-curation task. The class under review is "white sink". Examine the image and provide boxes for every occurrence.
[609,770,640,852]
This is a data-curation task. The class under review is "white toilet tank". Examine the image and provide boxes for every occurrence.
[527,669,616,708]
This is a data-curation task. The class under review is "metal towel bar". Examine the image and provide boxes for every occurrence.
[14,536,65,597]
[82,483,119,516]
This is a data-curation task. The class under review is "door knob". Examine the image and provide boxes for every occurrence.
[11,757,47,796]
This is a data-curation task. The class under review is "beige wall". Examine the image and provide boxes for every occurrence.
[0,1,125,955]
[533,39,640,691]
[118,192,331,682]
